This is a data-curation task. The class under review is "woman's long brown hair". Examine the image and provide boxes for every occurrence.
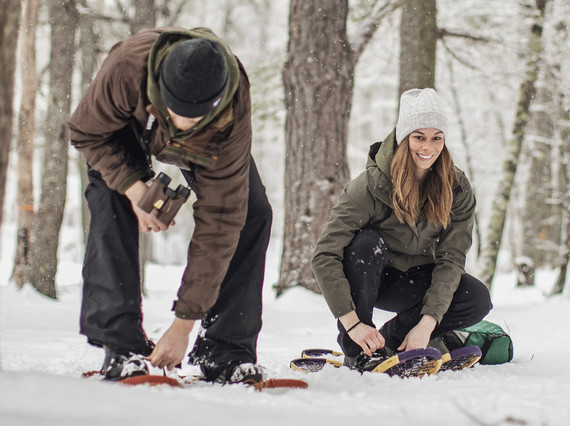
[390,137,456,228]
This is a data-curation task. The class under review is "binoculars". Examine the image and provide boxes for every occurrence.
[138,172,191,225]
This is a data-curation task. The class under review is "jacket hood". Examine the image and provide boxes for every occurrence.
[366,128,398,179]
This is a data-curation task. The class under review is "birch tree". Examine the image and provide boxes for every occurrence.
[480,0,549,288]
[549,0,569,295]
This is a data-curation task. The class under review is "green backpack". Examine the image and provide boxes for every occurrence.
[442,320,514,365]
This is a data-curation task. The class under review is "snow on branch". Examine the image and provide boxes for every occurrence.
[351,0,400,58]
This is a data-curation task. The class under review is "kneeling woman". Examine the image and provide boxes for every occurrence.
[311,88,492,372]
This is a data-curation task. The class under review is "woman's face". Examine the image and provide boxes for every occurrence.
[407,128,445,181]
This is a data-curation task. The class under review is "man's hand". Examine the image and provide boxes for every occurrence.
[147,317,195,370]
[124,180,174,232]
[398,315,437,351]
[339,311,385,356]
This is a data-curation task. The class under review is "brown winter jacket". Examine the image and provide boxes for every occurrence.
[311,130,476,324]
[68,27,252,319]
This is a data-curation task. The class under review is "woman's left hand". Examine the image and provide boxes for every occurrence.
[397,315,437,351]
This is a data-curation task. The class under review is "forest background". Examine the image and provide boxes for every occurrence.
[0,0,569,302]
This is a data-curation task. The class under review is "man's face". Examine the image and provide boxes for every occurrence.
[167,108,204,131]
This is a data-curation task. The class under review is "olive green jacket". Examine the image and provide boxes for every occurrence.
[311,130,476,323]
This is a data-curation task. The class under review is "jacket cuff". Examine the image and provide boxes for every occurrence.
[420,306,443,324]
[172,300,205,320]
[117,170,150,194]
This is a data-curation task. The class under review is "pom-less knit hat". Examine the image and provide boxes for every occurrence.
[160,38,228,118]
[395,88,448,144]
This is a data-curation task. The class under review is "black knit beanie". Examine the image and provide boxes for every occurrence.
[159,38,228,118]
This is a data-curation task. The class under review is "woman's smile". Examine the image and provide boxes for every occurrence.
[408,128,445,181]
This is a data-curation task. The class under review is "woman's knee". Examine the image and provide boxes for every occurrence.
[460,274,493,318]
[344,228,387,267]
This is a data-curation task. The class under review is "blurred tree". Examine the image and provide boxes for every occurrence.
[0,1,22,242]
[398,0,437,96]
[519,0,569,285]
[12,0,39,288]
[550,1,570,295]
[480,0,549,288]
[28,0,79,298]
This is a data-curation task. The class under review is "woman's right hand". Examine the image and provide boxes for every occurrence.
[339,311,385,356]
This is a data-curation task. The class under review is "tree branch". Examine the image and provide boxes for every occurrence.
[114,0,131,23]
[440,38,483,71]
[351,0,400,58]
[437,27,493,43]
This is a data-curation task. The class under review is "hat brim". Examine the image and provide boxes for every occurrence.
[159,76,226,118]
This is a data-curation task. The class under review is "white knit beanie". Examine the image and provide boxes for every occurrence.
[395,88,448,144]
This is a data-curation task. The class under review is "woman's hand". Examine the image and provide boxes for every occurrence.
[339,311,385,356]
[124,180,174,232]
[147,317,195,370]
[398,315,437,351]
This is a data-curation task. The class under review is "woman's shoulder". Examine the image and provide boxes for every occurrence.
[451,167,476,212]
[453,166,473,194]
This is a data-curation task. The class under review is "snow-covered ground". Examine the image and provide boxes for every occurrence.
[1,236,569,426]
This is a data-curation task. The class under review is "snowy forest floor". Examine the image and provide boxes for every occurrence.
[1,239,569,426]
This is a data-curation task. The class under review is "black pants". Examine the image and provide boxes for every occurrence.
[338,228,492,357]
[80,157,272,367]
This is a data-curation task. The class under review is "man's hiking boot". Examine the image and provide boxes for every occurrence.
[200,361,264,384]
[227,362,264,384]
[102,346,149,381]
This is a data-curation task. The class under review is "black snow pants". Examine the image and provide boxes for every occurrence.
[337,227,492,357]
[80,157,272,368]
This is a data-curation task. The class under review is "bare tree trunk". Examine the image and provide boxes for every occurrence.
[115,0,157,35]
[277,0,397,295]
[519,68,556,283]
[552,102,570,295]
[77,1,100,247]
[132,0,156,34]
[12,0,39,287]
[277,0,355,294]
[551,4,570,295]
[28,0,79,298]
[479,0,549,288]
[0,1,22,241]
[398,0,437,96]
[132,0,157,293]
